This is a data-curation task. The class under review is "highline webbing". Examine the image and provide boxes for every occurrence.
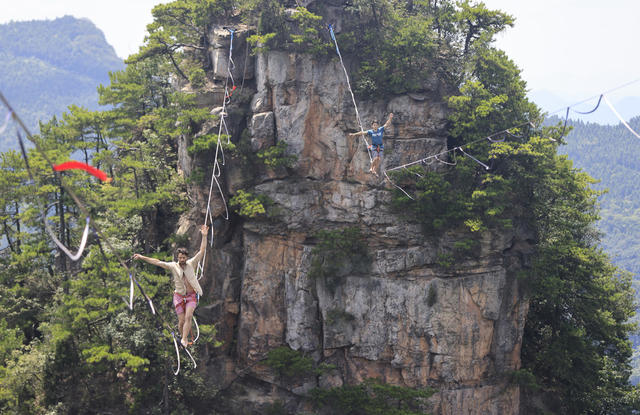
[328,24,373,163]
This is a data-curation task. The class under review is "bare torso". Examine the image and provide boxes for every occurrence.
[180,263,196,294]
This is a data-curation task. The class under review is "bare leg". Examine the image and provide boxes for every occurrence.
[369,158,377,174]
[182,306,195,346]
[177,312,185,338]
[371,156,381,175]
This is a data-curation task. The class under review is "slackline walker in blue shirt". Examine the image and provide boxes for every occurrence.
[349,112,393,176]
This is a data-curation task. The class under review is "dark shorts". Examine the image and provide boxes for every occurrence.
[173,292,198,315]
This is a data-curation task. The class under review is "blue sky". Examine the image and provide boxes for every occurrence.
[2,0,639,122]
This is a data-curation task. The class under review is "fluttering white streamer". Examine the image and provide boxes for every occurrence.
[43,213,90,262]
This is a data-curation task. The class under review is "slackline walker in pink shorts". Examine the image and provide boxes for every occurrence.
[173,291,198,315]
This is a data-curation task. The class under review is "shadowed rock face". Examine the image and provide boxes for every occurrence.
[178,27,531,415]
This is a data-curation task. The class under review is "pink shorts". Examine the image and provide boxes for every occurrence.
[173,292,198,315]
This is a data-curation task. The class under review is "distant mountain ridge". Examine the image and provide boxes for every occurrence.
[0,16,124,152]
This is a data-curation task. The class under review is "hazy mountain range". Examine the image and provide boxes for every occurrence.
[0,16,124,152]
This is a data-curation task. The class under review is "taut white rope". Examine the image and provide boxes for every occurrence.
[328,24,373,162]
[603,94,640,139]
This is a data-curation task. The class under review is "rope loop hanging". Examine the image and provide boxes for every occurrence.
[43,203,91,262]
[197,26,237,279]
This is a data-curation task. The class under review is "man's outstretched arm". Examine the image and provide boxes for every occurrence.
[383,112,394,129]
[133,253,170,269]
[189,224,210,265]
[348,130,369,138]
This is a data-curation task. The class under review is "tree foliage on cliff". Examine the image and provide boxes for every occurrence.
[390,20,639,415]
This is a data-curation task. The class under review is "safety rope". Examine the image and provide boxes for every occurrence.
[124,272,135,310]
[0,110,11,134]
[435,154,457,166]
[487,135,506,143]
[458,147,490,170]
[572,94,603,115]
[382,170,415,200]
[328,24,373,163]
[192,315,200,343]
[240,36,249,94]
[603,94,640,139]
[171,332,181,375]
[197,27,236,280]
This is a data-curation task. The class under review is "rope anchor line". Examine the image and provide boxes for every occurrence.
[328,24,373,163]
[197,26,236,280]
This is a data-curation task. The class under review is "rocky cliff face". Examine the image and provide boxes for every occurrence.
[178,26,531,415]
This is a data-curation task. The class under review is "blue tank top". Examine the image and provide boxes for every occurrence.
[367,126,385,147]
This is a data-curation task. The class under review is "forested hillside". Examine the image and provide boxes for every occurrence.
[559,116,640,384]
[561,117,640,275]
[0,1,638,414]
[0,16,124,152]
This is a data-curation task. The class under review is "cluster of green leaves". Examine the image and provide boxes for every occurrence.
[257,141,298,169]
[268,350,308,378]
[245,1,330,55]
[229,189,267,218]
[331,0,513,97]
[232,128,297,174]
[426,284,437,307]
[309,227,369,293]
[311,378,434,415]
[188,132,234,154]
[325,308,356,325]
